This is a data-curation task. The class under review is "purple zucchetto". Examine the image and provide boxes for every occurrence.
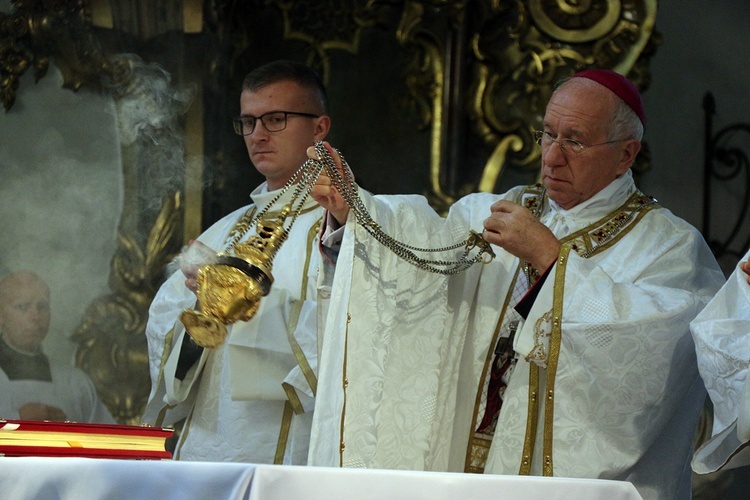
[573,69,647,128]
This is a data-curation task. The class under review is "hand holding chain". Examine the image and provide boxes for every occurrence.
[181,142,495,348]
[306,141,495,274]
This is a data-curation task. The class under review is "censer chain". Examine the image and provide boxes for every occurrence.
[307,142,494,275]
[224,143,494,275]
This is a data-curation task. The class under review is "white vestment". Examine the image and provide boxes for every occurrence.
[309,171,724,500]
[691,248,750,473]
[142,183,323,464]
[0,358,114,423]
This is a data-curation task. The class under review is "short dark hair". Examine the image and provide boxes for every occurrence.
[242,60,328,114]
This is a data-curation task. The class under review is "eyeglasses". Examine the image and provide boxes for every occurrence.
[533,130,624,156]
[233,110,320,136]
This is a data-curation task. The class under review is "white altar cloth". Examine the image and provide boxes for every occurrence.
[0,457,643,500]
[248,465,643,500]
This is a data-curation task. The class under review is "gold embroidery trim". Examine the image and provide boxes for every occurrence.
[284,218,323,398]
[274,400,294,464]
[517,183,546,213]
[519,363,540,475]
[542,247,571,476]
[173,403,196,460]
[275,216,323,462]
[165,208,256,453]
[157,327,176,385]
[561,192,659,258]
[464,264,523,472]
[152,326,177,426]
[230,206,323,462]
[516,188,660,476]
[525,310,552,367]
[154,403,175,428]
[340,312,351,467]
[282,382,305,415]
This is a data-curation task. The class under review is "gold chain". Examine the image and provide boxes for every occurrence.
[222,161,325,251]
[521,190,546,286]
[219,142,495,275]
[307,142,495,274]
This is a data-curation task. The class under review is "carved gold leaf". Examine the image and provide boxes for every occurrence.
[469,0,659,192]
[72,194,182,424]
[0,0,121,111]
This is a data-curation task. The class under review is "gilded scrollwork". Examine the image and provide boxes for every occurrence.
[72,194,182,424]
[0,0,116,111]
[69,53,191,423]
[528,0,624,43]
[269,0,659,208]
[469,0,658,194]
[227,0,659,215]
[2,1,184,424]
[391,0,467,209]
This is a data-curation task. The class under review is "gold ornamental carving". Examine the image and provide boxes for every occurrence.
[2,1,189,423]
[73,194,182,425]
[267,1,659,210]
[468,0,659,197]
[276,0,372,80]
[240,0,660,210]
[0,0,126,111]
[528,0,624,42]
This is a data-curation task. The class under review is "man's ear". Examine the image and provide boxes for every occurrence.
[314,115,332,141]
[617,139,642,174]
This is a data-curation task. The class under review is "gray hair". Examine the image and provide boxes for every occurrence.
[608,98,644,141]
[553,76,644,141]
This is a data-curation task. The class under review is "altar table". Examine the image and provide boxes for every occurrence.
[0,457,643,499]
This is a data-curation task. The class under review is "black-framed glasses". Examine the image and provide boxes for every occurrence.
[232,110,320,136]
[533,130,624,156]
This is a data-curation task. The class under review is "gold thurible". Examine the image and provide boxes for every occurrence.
[179,206,291,348]
[178,141,495,349]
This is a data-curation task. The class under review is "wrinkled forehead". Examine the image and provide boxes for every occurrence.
[544,79,616,134]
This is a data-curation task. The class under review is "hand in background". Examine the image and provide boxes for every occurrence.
[180,240,218,292]
[19,402,67,421]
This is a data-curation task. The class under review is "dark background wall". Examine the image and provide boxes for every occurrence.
[642,0,750,275]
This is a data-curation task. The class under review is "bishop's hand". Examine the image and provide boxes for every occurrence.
[483,200,561,274]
